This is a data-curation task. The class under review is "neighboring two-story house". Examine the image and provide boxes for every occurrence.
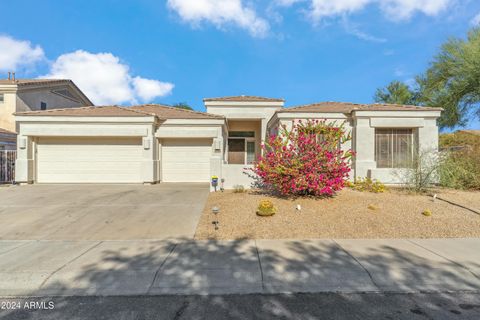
[14,95,442,188]
[0,76,92,149]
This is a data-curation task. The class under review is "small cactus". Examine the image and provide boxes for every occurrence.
[422,209,432,216]
[256,199,276,217]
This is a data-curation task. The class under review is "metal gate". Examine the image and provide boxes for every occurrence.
[0,150,16,183]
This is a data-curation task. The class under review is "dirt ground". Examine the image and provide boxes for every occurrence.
[435,189,480,211]
[195,188,480,240]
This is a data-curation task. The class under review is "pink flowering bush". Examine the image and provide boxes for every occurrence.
[253,120,354,197]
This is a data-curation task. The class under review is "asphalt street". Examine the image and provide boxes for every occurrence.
[1,292,479,320]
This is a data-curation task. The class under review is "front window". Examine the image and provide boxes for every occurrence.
[375,128,415,168]
[0,93,4,103]
[228,131,256,164]
[40,102,47,110]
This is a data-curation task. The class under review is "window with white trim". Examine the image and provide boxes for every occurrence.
[375,128,415,168]
[0,94,4,103]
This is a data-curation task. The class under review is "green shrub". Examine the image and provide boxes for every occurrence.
[438,132,480,190]
[351,177,386,193]
[233,185,246,193]
[256,199,276,217]
[440,132,480,149]
[439,149,480,190]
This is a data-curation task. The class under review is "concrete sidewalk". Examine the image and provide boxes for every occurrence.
[0,238,479,296]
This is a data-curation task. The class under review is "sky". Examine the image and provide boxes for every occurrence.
[0,0,479,130]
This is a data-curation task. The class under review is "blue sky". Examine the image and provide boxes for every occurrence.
[0,0,479,129]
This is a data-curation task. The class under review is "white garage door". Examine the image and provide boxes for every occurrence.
[36,137,143,183]
[161,138,212,182]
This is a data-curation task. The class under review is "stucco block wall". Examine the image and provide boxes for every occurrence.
[221,164,256,189]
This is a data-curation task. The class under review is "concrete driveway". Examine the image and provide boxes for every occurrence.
[0,183,209,240]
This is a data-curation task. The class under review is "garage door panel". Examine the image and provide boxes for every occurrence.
[37,137,143,183]
[162,138,212,183]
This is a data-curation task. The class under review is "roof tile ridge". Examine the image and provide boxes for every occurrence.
[14,105,97,115]
[140,104,225,118]
[111,105,156,117]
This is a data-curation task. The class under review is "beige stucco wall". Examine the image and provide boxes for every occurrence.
[0,92,17,132]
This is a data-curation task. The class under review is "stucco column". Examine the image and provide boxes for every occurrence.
[353,117,376,179]
[141,126,158,184]
[260,118,268,155]
[417,119,440,183]
[15,135,34,183]
[210,128,224,191]
[417,119,439,153]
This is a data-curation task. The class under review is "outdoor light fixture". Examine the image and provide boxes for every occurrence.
[212,206,220,230]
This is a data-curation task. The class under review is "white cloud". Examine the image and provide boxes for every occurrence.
[132,77,174,102]
[308,0,371,21]
[471,12,480,26]
[274,0,453,22]
[42,50,173,105]
[167,0,269,37]
[379,0,453,21]
[275,0,303,6]
[0,35,45,71]
[341,16,387,42]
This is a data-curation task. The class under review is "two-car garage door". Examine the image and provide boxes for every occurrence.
[35,137,213,183]
[36,137,144,183]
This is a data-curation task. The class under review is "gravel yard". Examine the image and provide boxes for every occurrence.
[195,188,480,240]
[436,189,480,211]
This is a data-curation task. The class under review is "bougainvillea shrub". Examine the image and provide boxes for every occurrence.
[253,120,354,197]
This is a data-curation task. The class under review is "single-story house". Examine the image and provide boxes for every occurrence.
[14,96,442,189]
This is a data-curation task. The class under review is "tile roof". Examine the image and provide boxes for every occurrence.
[14,106,152,117]
[0,79,75,86]
[131,104,224,119]
[281,102,443,113]
[0,78,94,105]
[15,104,225,120]
[0,128,17,135]
[203,95,284,102]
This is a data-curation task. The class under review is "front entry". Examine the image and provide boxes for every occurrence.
[228,131,256,165]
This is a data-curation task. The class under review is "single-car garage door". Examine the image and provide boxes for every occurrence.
[161,138,212,182]
[36,137,143,183]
